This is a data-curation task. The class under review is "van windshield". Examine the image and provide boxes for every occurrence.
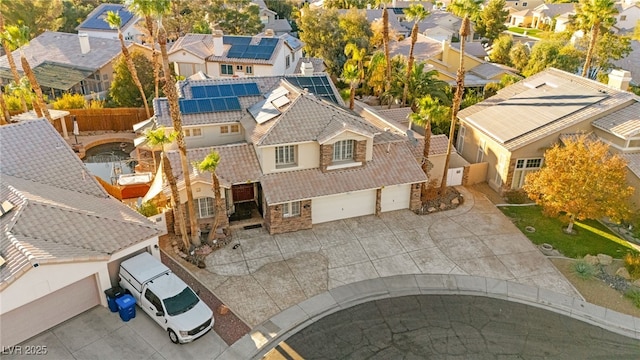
[163,287,200,316]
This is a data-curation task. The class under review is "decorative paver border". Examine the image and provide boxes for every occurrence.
[217,274,640,360]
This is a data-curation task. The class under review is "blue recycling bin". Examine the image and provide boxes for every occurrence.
[115,294,136,322]
[104,286,125,313]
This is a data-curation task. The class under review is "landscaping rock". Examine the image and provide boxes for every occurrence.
[428,207,437,213]
[439,203,447,210]
[451,197,459,205]
[597,254,613,265]
[615,267,631,280]
[583,254,599,266]
[633,278,640,287]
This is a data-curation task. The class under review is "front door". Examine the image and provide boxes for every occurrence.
[232,183,254,202]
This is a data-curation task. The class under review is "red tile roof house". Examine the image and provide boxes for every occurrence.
[143,73,428,235]
[0,120,162,347]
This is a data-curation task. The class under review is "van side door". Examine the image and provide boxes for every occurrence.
[142,289,167,329]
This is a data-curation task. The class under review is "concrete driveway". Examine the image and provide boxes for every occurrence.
[3,305,227,360]
[187,186,580,328]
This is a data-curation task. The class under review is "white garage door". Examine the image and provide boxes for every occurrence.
[1,275,100,347]
[312,190,376,224]
[381,184,411,212]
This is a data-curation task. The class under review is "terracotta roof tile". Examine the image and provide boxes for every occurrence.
[260,142,427,204]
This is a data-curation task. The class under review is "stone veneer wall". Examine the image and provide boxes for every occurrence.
[409,183,422,211]
[264,199,312,235]
[354,140,366,163]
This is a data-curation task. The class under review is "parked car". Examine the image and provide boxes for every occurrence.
[119,252,214,343]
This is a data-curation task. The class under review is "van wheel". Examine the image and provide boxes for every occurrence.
[168,329,180,344]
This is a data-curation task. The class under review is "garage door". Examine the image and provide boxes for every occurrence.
[1,275,100,347]
[381,184,411,212]
[312,189,376,224]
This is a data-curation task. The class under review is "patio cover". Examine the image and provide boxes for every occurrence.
[0,62,94,91]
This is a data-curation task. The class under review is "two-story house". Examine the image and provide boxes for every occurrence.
[0,31,151,99]
[615,0,640,31]
[454,67,640,208]
[388,33,518,88]
[146,74,427,235]
[75,3,145,43]
[168,30,304,79]
[253,0,293,35]
[530,3,576,30]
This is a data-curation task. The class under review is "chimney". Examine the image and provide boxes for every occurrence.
[212,30,224,57]
[78,33,90,54]
[441,39,450,62]
[300,60,314,76]
[264,29,274,37]
[608,69,632,91]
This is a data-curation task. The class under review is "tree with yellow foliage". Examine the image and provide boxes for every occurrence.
[523,135,634,234]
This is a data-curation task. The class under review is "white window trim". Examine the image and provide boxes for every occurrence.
[457,126,465,153]
[220,124,240,135]
[332,140,355,162]
[282,201,301,218]
[184,128,203,138]
[196,197,214,218]
[275,145,297,168]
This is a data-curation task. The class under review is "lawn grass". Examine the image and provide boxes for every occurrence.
[499,205,636,259]
[508,27,542,38]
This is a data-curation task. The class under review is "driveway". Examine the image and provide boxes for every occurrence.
[3,305,227,360]
[185,186,580,328]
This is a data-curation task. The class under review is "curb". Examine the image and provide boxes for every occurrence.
[217,274,640,360]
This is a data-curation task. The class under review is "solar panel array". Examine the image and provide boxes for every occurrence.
[179,97,241,114]
[284,76,339,104]
[224,36,280,60]
[81,5,135,30]
[191,83,260,99]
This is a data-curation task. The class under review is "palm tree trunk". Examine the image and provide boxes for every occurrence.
[211,173,224,235]
[581,24,599,78]
[158,24,201,247]
[383,4,391,96]
[441,18,468,192]
[20,53,52,123]
[0,13,28,113]
[163,151,189,250]
[118,31,151,118]
[143,15,160,99]
[349,83,355,109]
[402,24,418,107]
[421,120,432,202]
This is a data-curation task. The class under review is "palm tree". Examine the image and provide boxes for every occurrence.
[402,4,429,106]
[342,63,360,109]
[441,0,482,192]
[105,11,151,118]
[198,151,225,238]
[384,62,450,110]
[0,25,52,123]
[145,127,190,250]
[0,12,27,113]
[574,0,618,78]
[151,0,201,246]
[382,3,391,95]
[344,43,367,83]
[127,0,163,99]
[410,96,451,201]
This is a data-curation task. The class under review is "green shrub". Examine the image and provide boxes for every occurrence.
[52,93,86,109]
[137,201,159,217]
[504,189,530,204]
[572,260,596,280]
[3,94,33,111]
[624,253,640,280]
[624,289,640,308]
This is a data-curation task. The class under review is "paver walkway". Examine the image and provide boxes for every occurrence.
[180,186,579,328]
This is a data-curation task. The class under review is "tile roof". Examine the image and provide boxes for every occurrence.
[354,102,412,135]
[468,62,515,80]
[458,68,638,151]
[293,57,326,74]
[165,143,262,187]
[255,93,401,146]
[622,152,640,178]
[260,142,427,204]
[389,34,443,62]
[0,31,132,74]
[533,3,576,17]
[591,100,640,139]
[406,134,452,160]
[450,41,488,59]
[612,40,640,86]
[0,120,160,289]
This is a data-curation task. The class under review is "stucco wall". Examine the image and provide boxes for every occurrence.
[260,142,320,174]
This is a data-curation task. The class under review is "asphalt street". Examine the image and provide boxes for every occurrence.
[265,295,640,359]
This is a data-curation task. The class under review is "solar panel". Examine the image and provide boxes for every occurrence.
[224,97,241,110]
[244,83,260,96]
[223,36,251,46]
[259,38,279,46]
[205,86,221,98]
[191,87,207,98]
[231,83,247,96]
[80,5,134,30]
[197,99,213,112]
